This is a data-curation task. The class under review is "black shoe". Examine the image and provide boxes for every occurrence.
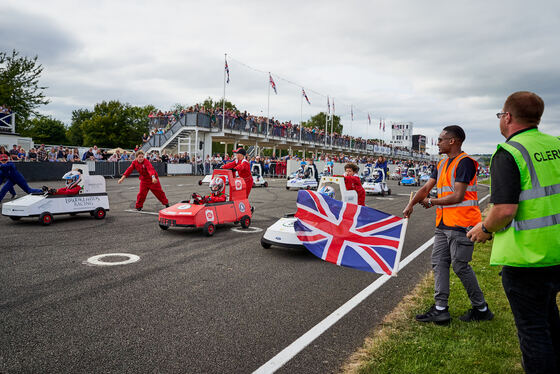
[415,305,451,325]
[165,204,170,208]
[459,303,494,322]
[136,207,142,211]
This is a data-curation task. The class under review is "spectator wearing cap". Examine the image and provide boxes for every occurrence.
[221,147,253,198]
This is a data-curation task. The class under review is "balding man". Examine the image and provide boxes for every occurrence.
[468,91,560,373]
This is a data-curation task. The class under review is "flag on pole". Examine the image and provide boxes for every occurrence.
[225,59,230,84]
[302,88,311,105]
[269,74,277,94]
[379,119,382,130]
[332,98,335,114]
[327,96,331,114]
[351,105,354,121]
[383,120,386,132]
[368,113,371,125]
[295,190,406,275]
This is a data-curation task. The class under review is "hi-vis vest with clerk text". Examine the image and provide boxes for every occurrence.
[490,128,560,267]
[436,152,481,228]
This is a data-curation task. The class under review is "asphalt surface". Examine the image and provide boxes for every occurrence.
[0,176,490,373]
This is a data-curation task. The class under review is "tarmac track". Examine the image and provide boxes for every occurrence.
[0,176,489,373]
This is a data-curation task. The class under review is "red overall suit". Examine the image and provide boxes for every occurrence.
[344,175,366,206]
[222,158,253,198]
[203,192,227,204]
[123,159,169,209]
[53,185,82,195]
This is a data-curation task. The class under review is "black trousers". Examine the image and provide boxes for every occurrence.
[502,265,560,374]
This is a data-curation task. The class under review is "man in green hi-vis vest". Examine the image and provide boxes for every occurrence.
[468,91,560,374]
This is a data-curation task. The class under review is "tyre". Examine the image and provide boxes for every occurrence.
[159,224,169,230]
[261,238,271,249]
[398,181,401,185]
[286,186,290,190]
[39,212,53,226]
[388,189,392,195]
[9,216,21,221]
[240,215,251,229]
[94,208,106,219]
[198,180,203,186]
[203,222,215,236]
[264,181,268,188]
[380,189,385,197]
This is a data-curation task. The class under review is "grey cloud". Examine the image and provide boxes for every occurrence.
[0,7,79,63]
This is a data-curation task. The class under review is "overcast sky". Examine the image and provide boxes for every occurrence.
[3,0,559,154]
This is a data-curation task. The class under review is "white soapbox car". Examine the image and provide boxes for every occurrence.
[2,164,110,225]
[362,167,392,196]
[286,165,318,190]
[262,176,357,249]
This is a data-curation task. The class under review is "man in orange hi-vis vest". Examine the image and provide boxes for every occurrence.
[403,125,493,325]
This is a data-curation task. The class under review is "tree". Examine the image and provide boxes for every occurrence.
[80,101,155,148]
[0,50,50,132]
[66,108,92,146]
[302,112,343,135]
[197,97,237,111]
[26,116,68,144]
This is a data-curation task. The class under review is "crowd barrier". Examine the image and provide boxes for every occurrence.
[16,161,170,182]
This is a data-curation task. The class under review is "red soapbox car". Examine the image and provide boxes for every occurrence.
[158,169,252,236]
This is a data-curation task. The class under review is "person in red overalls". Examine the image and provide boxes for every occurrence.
[222,147,253,198]
[118,150,169,210]
[344,163,366,206]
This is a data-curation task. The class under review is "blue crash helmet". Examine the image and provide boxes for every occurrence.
[318,186,335,199]
[62,170,82,189]
[300,161,307,166]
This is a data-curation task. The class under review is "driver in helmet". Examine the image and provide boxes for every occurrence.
[192,177,227,204]
[43,170,83,195]
[297,161,307,178]
[318,185,335,199]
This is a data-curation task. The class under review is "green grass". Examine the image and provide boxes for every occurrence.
[479,178,490,185]
[344,241,524,374]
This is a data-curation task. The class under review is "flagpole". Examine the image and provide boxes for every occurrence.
[222,53,227,131]
[267,73,271,138]
[324,97,328,147]
[300,90,303,143]
[392,191,414,276]
[330,113,333,147]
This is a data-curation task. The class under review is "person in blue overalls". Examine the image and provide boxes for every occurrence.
[0,154,42,201]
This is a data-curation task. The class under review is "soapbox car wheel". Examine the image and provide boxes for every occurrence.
[261,238,271,249]
[380,189,385,197]
[93,208,106,220]
[240,215,251,229]
[264,181,268,187]
[159,224,169,230]
[198,180,203,185]
[203,222,215,236]
[285,186,290,190]
[388,189,392,195]
[39,212,53,226]
[9,216,21,221]
[398,181,401,185]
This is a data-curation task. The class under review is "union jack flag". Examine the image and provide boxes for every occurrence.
[302,88,311,105]
[295,190,405,275]
[269,74,277,94]
[225,59,230,84]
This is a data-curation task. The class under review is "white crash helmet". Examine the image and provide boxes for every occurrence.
[318,186,335,199]
[62,170,82,189]
[209,177,225,194]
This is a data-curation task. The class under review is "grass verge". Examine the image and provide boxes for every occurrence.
[341,240,524,374]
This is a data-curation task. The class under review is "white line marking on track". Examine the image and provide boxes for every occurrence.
[85,253,140,266]
[231,227,263,233]
[124,209,159,215]
[253,193,490,374]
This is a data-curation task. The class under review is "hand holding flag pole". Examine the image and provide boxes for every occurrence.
[391,191,414,276]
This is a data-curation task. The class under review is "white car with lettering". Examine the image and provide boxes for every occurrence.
[1,164,110,225]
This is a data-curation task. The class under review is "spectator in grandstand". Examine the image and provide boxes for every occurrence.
[121,151,130,161]
[28,147,37,161]
[56,146,66,161]
[142,133,149,143]
[17,147,26,161]
[9,145,20,161]
[82,148,94,161]
[108,150,121,162]
[48,147,57,162]
[37,145,48,162]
